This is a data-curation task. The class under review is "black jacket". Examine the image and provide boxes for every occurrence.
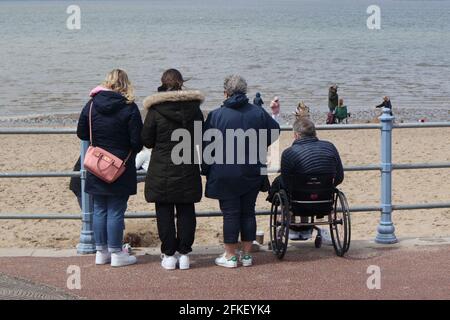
[69,157,81,197]
[253,96,264,107]
[142,90,205,204]
[281,136,344,186]
[202,93,280,200]
[376,100,392,109]
[77,91,143,196]
[328,88,338,111]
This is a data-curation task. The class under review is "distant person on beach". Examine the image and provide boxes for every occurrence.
[328,85,339,113]
[253,92,264,107]
[77,69,143,268]
[270,96,281,123]
[376,96,393,115]
[202,75,280,268]
[335,98,349,124]
[141,69,204,271]
[268,118,344,242]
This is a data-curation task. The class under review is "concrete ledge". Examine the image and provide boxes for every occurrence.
[0,236,449,258]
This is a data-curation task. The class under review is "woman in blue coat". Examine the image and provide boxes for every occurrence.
[77,69,143,267]
[202,75,280,268]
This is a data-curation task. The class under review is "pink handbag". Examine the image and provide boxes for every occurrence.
[83,102,132,184]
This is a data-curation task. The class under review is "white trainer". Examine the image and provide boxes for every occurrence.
[161,254,177,270]
[215,254,238,268]
[240,254,253,267]
[111,251,137,267]
[178,254,190,270]
[95,250,111,265]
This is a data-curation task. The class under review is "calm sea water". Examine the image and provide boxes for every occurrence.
[0,0,449,117]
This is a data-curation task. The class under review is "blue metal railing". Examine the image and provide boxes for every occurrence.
[1,108,450,253]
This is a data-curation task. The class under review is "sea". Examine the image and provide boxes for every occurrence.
[0,0,449,118]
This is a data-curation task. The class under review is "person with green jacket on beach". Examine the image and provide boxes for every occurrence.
[335,98,349,123]
[328,85,338,113]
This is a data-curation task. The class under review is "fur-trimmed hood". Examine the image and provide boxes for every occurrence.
[143,90,204,110]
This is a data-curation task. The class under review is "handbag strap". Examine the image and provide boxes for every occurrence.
[88,101,94,146]
[88,101,132,164]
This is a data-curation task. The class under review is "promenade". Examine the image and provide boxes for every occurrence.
[0,237,448,300]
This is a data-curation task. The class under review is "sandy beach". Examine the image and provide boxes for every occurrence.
[0,123,449,249]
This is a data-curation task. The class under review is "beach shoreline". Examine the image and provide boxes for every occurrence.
[1,106,449,128]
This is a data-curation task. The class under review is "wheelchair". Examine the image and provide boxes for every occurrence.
[269,174,351,259]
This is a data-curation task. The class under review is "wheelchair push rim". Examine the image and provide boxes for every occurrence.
[329,190,351,257]
[270,190,290,259]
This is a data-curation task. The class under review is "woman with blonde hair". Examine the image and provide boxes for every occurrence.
[77,69,143,267]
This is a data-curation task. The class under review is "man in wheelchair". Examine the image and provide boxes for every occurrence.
[268,117,344,242]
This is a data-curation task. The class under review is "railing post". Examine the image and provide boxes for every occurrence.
[375,108,398,244]
[77,140,96,254]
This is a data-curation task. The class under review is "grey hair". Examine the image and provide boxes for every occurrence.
[293,118,316,137]
[224,74,248,96]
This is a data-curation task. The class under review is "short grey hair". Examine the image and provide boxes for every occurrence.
[224,74,247,96]
[293,118,316,137]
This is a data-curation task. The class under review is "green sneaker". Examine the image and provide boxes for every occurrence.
[215,254,238,268]
[240,254,253,267]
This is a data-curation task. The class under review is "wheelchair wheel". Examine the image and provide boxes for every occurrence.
[329,190,351,257]
[314,235,322,248]
[270,190,290,259]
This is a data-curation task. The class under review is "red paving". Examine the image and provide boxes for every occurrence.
[0,244,448,300]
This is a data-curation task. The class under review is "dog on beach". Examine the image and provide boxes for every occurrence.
[124,232,142,247]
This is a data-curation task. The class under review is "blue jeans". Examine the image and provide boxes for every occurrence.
[219,189,259,244]
[93,195,129,253]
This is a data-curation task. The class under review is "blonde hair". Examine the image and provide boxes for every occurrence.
[102,69,135,103]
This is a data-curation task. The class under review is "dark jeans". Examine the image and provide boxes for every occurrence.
[93,195,129,253]
[155,203,196,256]
[219,189,259,244]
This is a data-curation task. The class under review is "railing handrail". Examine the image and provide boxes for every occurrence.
[2,120,450,135]
[1,109,450,253]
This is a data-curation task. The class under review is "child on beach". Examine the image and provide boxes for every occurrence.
[270,96,281,123]
[335,98,349,123]
[253,92,264,107]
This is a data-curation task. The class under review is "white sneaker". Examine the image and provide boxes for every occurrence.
[178,254,190,270]
[240,254,253,267]
[215,253,238,268]
[161,254,177,270]
[111,251,137,267]
[95,250,111,265]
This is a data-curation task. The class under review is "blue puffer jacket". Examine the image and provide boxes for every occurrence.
[202,93,280,200]
[77,90,143,196]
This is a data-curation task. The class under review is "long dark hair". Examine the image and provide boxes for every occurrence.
[158,69,184,92]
